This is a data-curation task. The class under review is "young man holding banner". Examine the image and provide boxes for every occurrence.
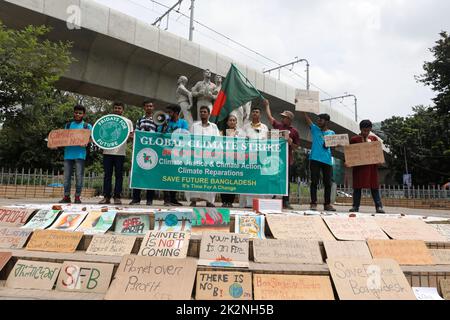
[348,120,385,213]
[264,99,300,209]
[59,105,92,204]
[158,105,188,207]
[240,107,270,208]
[303,112,337,211]
[129,100,157,206]
[186,106,220,207]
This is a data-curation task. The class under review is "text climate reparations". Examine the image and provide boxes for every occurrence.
[130,132,288,196]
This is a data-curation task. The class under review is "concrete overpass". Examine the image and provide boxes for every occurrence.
[0,0,363,159]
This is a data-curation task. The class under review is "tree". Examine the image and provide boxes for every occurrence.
[381,106,449,185]
[0,22,73,117]
[419,31,450,116]
[381,32,450,185]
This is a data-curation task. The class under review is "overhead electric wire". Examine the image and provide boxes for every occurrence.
[111,0,366,119]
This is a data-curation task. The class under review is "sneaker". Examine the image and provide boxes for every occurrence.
[59,196,71,204]
[190,201,197,207]
[376,207,386,214]
[146,201,153,206]
[163,202,175,207]
[129,200,140,205]
[349,207,359,212]
[206,202,216,208]
[114,198,122,205]
[310,203,318,211]
[74,196,81,204]
[98,198,111,204]
[324,204,337,212]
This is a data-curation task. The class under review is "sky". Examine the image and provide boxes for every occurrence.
[94,0,450,122]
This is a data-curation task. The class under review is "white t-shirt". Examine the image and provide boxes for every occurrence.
[242,122,269,140]
[190,121,220,136]
[103,117,134,156]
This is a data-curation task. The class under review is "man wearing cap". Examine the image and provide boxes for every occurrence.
[303,112,337,211]
[264,99,300,209]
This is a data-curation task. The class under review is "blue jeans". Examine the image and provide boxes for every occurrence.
[103,154,125,199]
[64,159,85,197]
[353,189,383,209]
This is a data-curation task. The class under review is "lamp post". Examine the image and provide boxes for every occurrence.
[321,94,358,122]
[263,58,310,91]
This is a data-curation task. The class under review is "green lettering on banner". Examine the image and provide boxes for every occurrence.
[130,132,288,196]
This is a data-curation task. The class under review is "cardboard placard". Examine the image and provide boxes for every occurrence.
[192,208,230,234]
[323,217,389,241]
[324,134,350,147]
[138,231,190,258]
[367,240,434,265]
[22,209,60,230]
[49,211,88,232]
[412,287,444,300]
[114,214,150,235]
[196,271,252,300]
[252,199,282,213]
[154,212,192,232]
[47,129,91,148]
[253,239,323,264]
[86,234,136,256]
[0,252,12,272]
[344,141,385,167]
[440,279,450,300]
[295,89,320,114]
[198,232,249,268]
[253,274,335,300]
[0,207,35,227]
[266,216,335,241]
[376,218,447,242]
[235,215,266,239]
[56,261,114,293]
[76,211,116,235]
[6,259,62,290]
[430,249,450,265]
[327,258,416,300]
[104,255,197,300]
[323,241,373,260]
[0,227,33,249]
[26,230,83,253]
[429,224,450,241]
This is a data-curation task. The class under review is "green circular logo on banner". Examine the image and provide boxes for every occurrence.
[92,114,130,150]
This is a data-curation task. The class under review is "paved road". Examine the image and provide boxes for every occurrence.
[1,197,449,218]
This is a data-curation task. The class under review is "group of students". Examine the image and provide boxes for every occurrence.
[59,99,384,213]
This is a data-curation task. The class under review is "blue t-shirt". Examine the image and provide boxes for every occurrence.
[309,124,335,166]
[64,121,93,160]
[158,119,189,133]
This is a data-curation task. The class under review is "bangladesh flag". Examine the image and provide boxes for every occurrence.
[210,64,264,124]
